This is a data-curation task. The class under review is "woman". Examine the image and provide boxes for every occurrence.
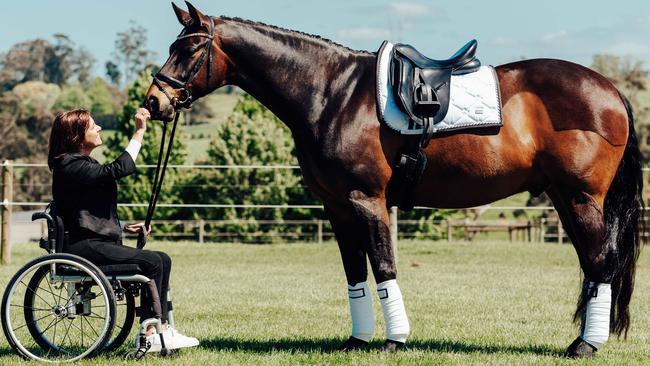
[48,107,198,352]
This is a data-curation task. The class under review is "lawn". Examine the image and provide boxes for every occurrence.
[0,240,648,365]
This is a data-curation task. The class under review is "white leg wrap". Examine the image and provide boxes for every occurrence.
[581,282,611,349]
[348,281,375,342]
[377,279,410,343]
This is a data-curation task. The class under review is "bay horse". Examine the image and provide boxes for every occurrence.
[145,2,643,357]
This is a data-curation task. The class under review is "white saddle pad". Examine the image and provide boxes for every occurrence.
[376,41,503,135]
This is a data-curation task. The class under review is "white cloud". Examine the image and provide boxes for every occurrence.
[492,36,516,46]
[605,41,650,55]
[338,27,391,40]
[389,2,430,17]
[542,30,568,43]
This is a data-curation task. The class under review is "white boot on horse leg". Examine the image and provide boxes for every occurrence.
[377,279,410,352]
[567,282,611,358]
[341,281,375,350]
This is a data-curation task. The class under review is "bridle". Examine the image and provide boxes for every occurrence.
[138,16,216,249]
[151,16,215,109]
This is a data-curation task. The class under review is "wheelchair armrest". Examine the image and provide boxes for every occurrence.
[32,212,57,253]
[32,212,54,227]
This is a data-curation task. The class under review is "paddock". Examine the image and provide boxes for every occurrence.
[0,239,648,365]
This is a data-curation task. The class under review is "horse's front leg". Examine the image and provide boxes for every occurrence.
[348,190,410,352]
[326,204,375,351]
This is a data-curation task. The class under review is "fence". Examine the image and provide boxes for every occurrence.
[2,160,649,263]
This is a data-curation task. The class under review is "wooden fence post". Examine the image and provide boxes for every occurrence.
[447,220,453,242]
[390,206,398,246]
[198,219,205,244]
[558,221,564,245]
[317,220,323,244]
[2,160,13,264]
[539,218,546,243]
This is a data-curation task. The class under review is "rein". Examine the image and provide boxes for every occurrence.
[137,17,216,249]
[136,110,180,249]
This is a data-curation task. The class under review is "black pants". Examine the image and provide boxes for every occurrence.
[65,237,172,323]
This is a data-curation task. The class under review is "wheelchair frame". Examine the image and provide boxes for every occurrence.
[1,203,174,362]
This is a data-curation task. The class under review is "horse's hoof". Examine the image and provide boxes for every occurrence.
[565,337,597,358]
[338,336,368,351]
[380,339,405,353]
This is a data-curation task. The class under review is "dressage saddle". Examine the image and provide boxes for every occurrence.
[390,39,481,147]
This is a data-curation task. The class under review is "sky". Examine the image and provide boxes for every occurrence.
[1,0,650,77]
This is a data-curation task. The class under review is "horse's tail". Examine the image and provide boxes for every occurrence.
[583,91,644,337]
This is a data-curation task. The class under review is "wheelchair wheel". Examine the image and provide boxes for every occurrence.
[1,254,116,362]
[104,286,136,352]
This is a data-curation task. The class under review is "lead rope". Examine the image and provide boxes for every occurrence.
[137,110,181,249]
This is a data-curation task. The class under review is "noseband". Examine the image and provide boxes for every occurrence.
[152,16,215,109]
[138,17,216,249]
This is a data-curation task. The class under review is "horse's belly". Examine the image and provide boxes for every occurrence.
[413,172,530,208]
[411,128,541,208]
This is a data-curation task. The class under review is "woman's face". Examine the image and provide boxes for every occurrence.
[83,117,102,150]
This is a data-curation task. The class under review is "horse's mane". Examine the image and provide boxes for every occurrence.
[219,16,373,56]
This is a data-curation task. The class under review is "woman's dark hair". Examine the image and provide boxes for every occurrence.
[48,109,92,170]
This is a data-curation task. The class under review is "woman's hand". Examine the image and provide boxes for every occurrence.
[134,108,150,132]
[132,108,150,143]
[124,222,151,237]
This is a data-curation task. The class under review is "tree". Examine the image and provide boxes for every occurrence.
[104,69,187,221]
[176,94,323,242]
[0,39,53,90]
[0,35,95,90]
[0,82,58,206]
[105,61,121,86]
[53,84,92,113]
[110,22,156,87]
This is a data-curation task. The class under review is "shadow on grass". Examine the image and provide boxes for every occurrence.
[0,346,22,358]
[200,337,565,357]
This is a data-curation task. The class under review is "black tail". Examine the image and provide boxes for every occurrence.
[577,92,645,337]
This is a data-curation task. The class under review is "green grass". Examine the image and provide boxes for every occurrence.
[0,240,649,365]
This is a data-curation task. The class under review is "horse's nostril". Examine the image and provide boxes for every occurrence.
[148,96,160,112]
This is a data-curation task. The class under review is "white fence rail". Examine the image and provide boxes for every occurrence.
[2,160,649,263]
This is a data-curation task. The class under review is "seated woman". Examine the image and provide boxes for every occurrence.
[47,107,198,352]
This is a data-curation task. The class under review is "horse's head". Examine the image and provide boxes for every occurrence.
[145,2,229,121]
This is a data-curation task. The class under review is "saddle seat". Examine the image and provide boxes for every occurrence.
[395,39,480,73]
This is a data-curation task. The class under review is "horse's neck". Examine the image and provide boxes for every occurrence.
[217,19,372,129]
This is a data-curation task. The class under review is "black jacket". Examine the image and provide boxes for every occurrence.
[52,152,136,241]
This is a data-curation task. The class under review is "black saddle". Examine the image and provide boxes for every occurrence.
[390,39,481,147]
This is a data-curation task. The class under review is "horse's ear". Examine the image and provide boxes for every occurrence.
[172,2,192,26]
[185,1,207,23]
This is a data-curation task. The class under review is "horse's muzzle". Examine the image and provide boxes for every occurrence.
[144,95,175,122]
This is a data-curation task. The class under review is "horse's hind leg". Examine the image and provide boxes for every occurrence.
[547,187,613,358]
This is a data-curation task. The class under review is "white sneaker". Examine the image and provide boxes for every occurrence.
[162,326,200,349]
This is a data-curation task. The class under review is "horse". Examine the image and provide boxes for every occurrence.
[144,2,644,357]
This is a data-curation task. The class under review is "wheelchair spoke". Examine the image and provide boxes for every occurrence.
[53,315,58,348]
[44,273,67,304]
[12,313,53,332]
[60,320,76,352]
[86,312,106,320]
[81,315,101,338]
[10,303,50,311]
[34,316,57,339]
[20,280,52,308]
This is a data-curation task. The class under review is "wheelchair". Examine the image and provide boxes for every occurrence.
[1,203,173,362]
